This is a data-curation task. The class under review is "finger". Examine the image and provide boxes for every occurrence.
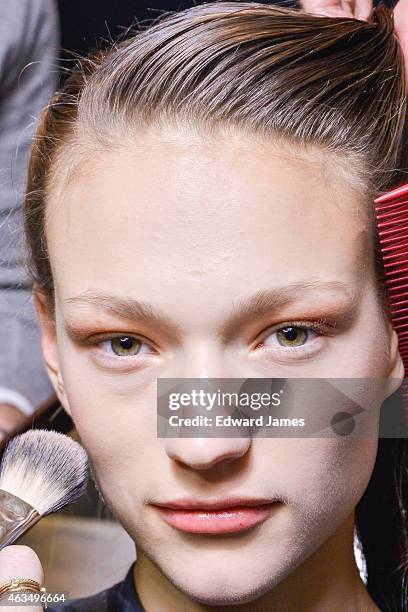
[353,0,373,21]
[300,0,354,18]
[395,0,408,89]
[301,0,373,20]
[0,546,44,612]
[0,405,27,433]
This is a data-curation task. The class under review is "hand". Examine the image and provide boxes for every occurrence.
[299,0,408,85]
[395,0,408,84]
[0,546,44,612]
[299,0,372,19]
[0,404,28,443]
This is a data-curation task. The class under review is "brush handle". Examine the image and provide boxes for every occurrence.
[0,490,41,550]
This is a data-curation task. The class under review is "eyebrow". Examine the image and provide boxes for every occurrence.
[64,279,361,342]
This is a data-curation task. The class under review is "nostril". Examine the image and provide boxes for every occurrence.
[165,438,251,471]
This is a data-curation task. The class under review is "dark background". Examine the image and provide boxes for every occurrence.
[57,0,298,58]
[56,0,391,59]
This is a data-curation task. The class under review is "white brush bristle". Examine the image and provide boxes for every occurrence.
[0,429,88,515]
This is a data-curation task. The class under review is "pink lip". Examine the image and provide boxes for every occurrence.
[152,497,282,534]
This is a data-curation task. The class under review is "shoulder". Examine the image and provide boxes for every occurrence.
[0,0,58,102]
[0,0,57,42]
[0,0,58,70]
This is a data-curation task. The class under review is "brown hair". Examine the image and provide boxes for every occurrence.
[23,2,408,608]
[25,2,407,312]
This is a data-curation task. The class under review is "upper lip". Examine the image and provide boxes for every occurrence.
[152,497,280,511]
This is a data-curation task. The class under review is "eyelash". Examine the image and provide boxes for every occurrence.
[88,318,334,367]
[89,334,156,366]
[253,319,334,360]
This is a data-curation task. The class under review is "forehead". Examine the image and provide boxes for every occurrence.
[47,130,370,305]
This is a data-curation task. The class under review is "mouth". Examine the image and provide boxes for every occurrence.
[151,497,282,534]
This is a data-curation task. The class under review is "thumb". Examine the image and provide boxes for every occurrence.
[395,0,408,90]
[0,545,44,612]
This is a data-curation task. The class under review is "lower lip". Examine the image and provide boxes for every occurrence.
[154,502,281,534]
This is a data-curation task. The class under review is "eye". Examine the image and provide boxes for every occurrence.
[264,325,317,347]
[101,336,152,357]
[260,324,319,349]
[87,333,157,371]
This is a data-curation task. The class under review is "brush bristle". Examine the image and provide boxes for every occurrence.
[0,429,88,515]
[375,184,408,358]
[375,182,408,428]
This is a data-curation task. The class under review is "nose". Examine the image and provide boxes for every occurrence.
[164,436,251,470]
[162,340,252,470]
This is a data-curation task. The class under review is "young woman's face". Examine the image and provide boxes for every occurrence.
[39,127,401,604]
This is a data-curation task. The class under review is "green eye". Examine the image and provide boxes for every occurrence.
[276,326,308,347]
[110,336,142,356]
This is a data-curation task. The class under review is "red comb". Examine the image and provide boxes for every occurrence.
[374,182,408,427]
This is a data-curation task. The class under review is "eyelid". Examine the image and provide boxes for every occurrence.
[254,318,337,349]
[83,318,335,348]
[86,332,156,350]
[87,334,158,362]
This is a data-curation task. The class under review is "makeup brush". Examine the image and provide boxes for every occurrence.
[0,429,88,550]
[374,182,408,428]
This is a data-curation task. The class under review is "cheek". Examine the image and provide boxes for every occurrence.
[58,351,160,505]
[274,437,378,527]
[68,402,161,525]
[58,334,157,438]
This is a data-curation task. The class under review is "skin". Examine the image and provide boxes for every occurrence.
[0,403,27,443]
[5,0,407,444]
[25,125,402,612]
[1,1,406,609]
[394,0,408,87]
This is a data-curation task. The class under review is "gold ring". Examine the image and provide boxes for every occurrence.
[0,578,48,608]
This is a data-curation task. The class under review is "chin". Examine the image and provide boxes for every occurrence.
[169,574,276,607]
[156,554,291,607]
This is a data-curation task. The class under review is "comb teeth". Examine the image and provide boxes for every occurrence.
[375,183,408,427]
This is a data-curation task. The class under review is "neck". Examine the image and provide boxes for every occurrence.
[133,512,379,612]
